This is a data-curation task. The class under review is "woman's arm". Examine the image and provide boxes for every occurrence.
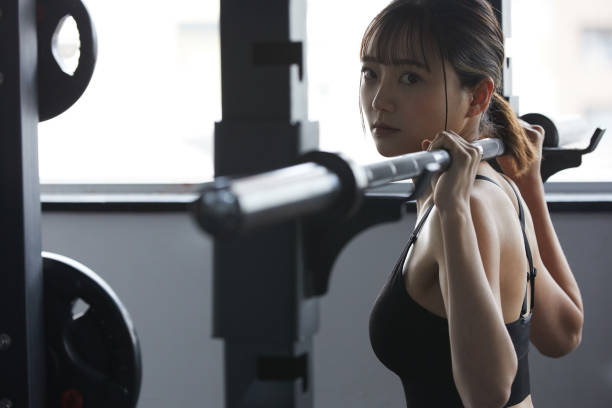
[498,121,584,355]
[426,131,517,407]
[515,174,584,356]
[515,174,583,314]
[437,193,518,408]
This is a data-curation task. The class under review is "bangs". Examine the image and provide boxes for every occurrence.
[360,5,434,72]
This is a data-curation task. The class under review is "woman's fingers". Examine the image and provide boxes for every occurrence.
[518,119,545,147]
[428,131,482,167]
[531,124,545,136]
[425,131,483,211]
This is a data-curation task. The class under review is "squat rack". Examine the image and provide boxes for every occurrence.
[1,1,580,407]
[0,0,46,406]
[209,1,515,407]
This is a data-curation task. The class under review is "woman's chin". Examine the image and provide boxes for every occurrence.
[374,141,417,158]
[375,148,394,158]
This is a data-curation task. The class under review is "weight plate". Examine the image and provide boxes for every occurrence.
[43,252,142,408]
[37,0,97,122]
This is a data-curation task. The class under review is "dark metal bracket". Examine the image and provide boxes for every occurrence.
[253,41,303,81]
[541,128,606,182]
[303,192,410,298]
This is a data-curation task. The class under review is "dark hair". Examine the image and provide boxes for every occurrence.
[359,0,536,177]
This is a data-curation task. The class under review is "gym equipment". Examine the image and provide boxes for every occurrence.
[193,119,605,238]
[193,138,506,236]
[519,113,605,182]
[37,0,97,122]
[43,252,142,408]
[2,0,138,406]
[1,0,47,404]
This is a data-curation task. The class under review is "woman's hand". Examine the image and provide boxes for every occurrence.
[426,131,483,214]
[495,119,545,187]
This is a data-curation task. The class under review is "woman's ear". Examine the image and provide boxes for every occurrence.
[466,77,494,118]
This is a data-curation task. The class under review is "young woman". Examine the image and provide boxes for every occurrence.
[362,1,584,407]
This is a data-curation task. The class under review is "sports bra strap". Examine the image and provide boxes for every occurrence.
[409,201,435,244]
[395,201,436,276]
[475,174,536,317]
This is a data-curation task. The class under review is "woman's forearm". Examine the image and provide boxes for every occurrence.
[515,175,584,313]
[440,208,517,407]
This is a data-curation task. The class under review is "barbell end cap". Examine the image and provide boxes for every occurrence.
[192,178,243,237]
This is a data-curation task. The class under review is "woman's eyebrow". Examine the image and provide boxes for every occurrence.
[361,56,430,72]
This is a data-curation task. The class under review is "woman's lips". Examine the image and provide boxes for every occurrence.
[372,127,400,137]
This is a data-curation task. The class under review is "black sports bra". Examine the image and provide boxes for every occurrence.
[369,174,537,407]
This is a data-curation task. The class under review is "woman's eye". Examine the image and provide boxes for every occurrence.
[400,72,420,85]
[361,67,376,80]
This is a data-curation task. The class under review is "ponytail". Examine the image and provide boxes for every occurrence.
[485,93,538,177]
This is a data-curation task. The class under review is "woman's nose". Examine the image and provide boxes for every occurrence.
[371,84,394,113]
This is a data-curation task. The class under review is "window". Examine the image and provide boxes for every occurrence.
[582,28,612,64]
[39,0,612,184]
[510,0,612,181]
[38,0,220,183]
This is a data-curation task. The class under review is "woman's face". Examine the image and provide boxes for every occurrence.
[360,35,472,157]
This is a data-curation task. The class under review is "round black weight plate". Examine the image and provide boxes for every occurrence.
[43,252,142,408]
[37,0,97,122]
